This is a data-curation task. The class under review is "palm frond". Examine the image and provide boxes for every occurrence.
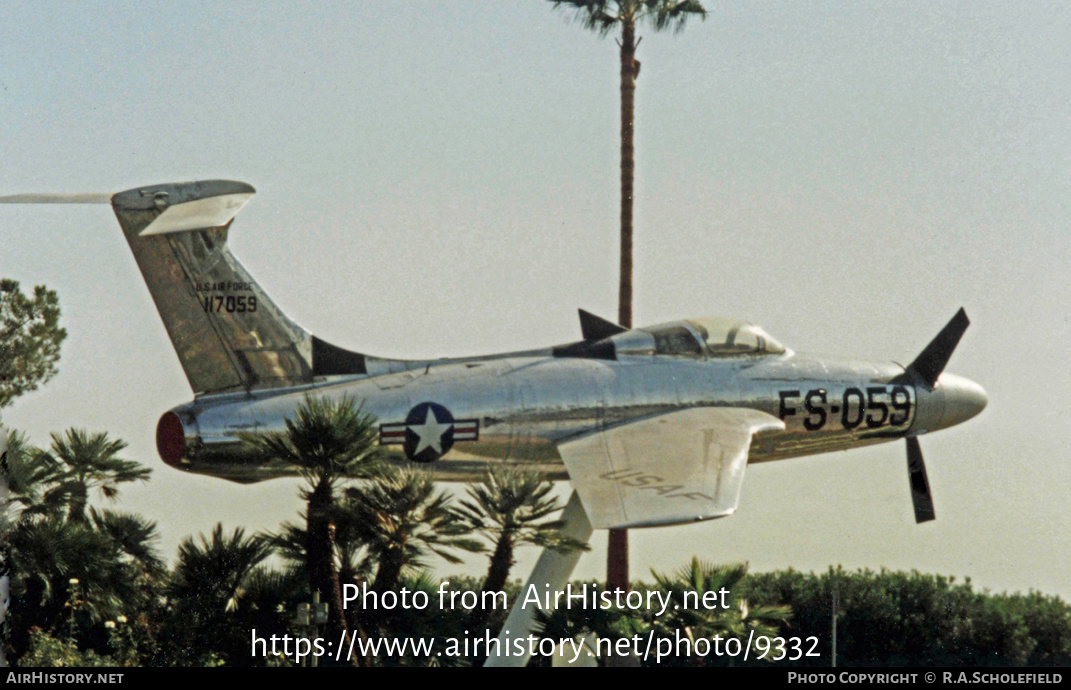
[343,467,481,589]
[89,507,164,571]
[170,523,273,611]
[239,394,384,488]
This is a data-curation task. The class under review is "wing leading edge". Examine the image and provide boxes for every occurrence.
[557,407,784,529]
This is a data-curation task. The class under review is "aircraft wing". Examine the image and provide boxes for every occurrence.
[556,407,784,529]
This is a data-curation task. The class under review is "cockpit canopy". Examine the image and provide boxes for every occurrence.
[613,317,787,358]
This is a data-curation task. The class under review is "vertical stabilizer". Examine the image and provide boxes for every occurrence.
[112,181,314,395]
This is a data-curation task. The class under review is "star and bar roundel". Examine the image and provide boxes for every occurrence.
[379,402,479,463]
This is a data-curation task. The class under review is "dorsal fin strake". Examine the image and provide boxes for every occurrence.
[578,309,627,342]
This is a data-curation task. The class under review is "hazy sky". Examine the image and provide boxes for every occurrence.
[2,1,1069,599]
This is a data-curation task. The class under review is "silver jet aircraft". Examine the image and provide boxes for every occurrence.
[3,179,988,527]
[4,179,987,663]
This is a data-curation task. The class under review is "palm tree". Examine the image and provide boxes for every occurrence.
[7,515,146,655]
[240,395,383,641]
[536,559,789,666]
[267,517,373,594]
[650,558,790,665]
[162,524,275,665]
[2,430,67,521]
[534,593,629,651]
[89,507,165,577]
[549,0,707,329]
[169,524,273,614]
[43,429,151,523]
[364,571,472,667]
[549,0,708,591]
[4,428,162,663]
[343,468,482,597]
[457,466,588,630]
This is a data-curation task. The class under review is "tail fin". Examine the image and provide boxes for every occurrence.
[112,180,322,395]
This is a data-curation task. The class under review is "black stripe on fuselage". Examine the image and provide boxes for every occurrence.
[312,336,368,376]
[551,339,616,361]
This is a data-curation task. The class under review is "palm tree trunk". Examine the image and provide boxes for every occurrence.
[609,18,639,595]
[325,522,358,665]
[470,533,514,631]
[482,532,515,599]
[68,483,89,523]
[306,477,343,637]
[372,549,404,595]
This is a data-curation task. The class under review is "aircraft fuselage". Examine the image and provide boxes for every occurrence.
[159,348,984,484]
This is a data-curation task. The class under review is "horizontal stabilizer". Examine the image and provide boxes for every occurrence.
[111,180,256,236]
[140,192,254,236]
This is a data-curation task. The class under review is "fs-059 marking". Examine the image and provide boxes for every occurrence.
[777,384,915,432]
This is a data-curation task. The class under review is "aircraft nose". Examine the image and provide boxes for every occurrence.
[910,372,987,434]
[938,373,987,428]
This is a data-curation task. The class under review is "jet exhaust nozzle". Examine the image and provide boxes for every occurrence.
[157,411,193,467]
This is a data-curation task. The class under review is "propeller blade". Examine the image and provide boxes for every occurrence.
[906,436,935,523]
[0,193,110,204]
[906,308,969,388]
